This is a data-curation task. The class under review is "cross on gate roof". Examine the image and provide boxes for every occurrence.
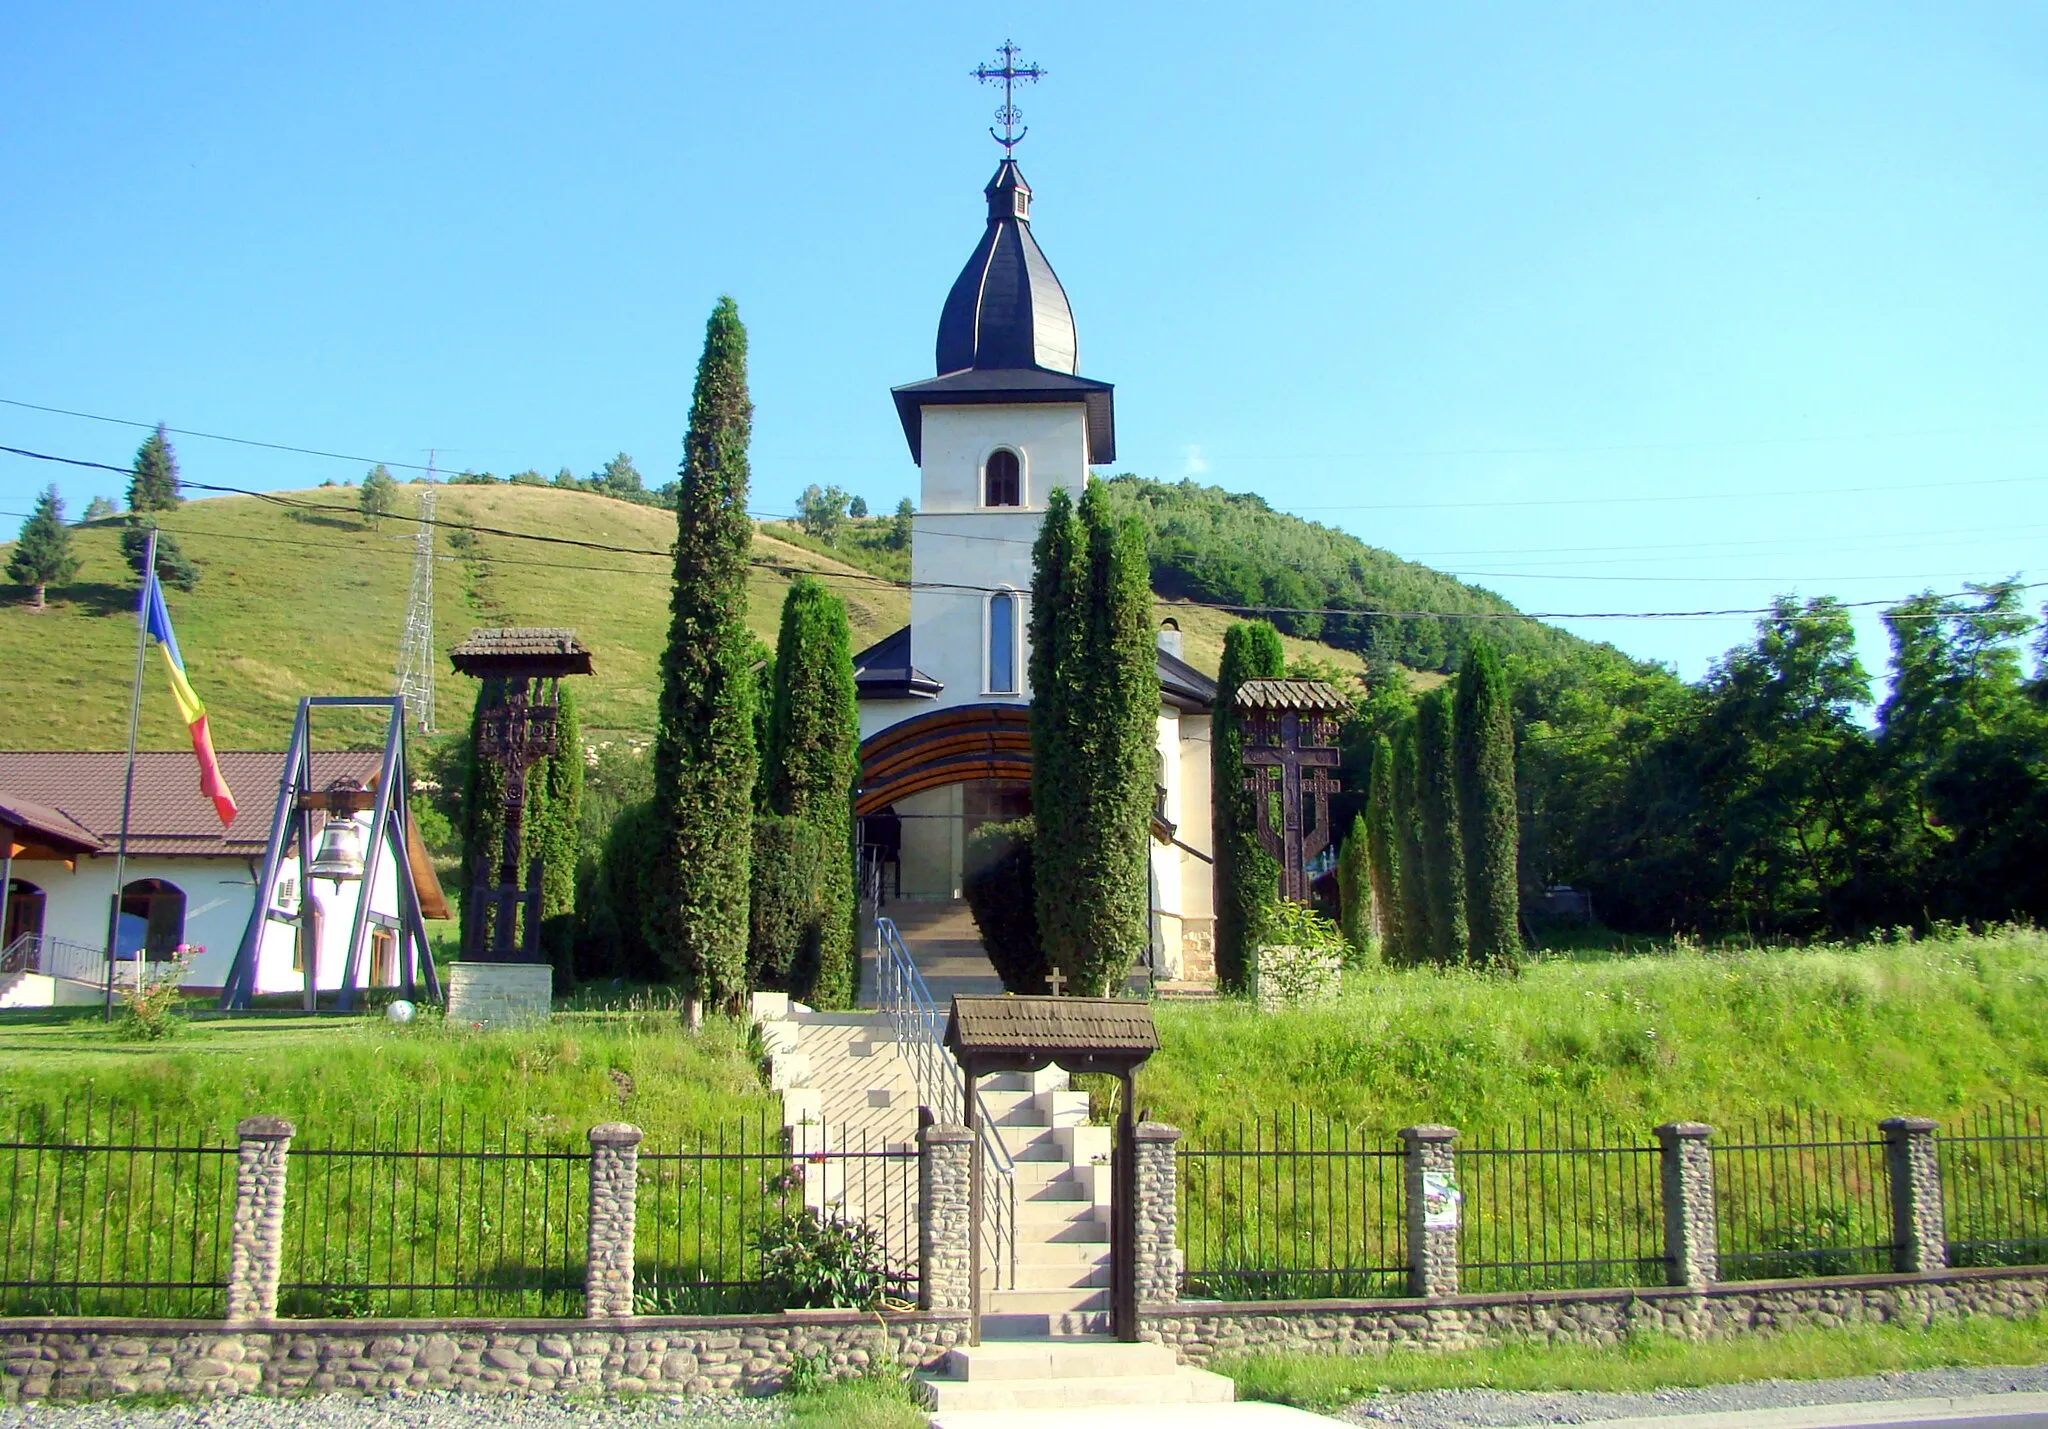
[449,628,593,678]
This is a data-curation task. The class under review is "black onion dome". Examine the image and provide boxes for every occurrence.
[934,161,1079,376]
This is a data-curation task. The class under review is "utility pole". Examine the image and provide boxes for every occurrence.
[394,454,437,734]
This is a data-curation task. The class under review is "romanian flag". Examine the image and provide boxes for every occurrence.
[143,576,238,827]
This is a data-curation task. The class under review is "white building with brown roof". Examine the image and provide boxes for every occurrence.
[0,750,447,1005]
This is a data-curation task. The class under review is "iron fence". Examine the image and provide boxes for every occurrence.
[1457,1114,1666,1292]
[1179,1111,1406,1300]
[1941,1102,2048,1268]
[636,1117,919,1314]
[281,1107,587,1318]
[0,1099,235,1317]
[1714,1109,1895,1279]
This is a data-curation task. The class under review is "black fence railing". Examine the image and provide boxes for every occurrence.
[1941,1102,2048,1268]
[636,1119,919,1315]
[1179,1112,1406,1300]
[282,1106,588,1319]
[1458,1115,1666,1292]
[0,1100,236,1318]
[1714,1109,1895,1279]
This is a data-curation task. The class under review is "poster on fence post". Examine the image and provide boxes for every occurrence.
[1422,1170,1462,1229]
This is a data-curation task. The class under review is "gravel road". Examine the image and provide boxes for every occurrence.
[1339,1363,2048,1428]
[0,1393,787,1429]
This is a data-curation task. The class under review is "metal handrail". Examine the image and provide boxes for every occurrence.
[874,915,1018,1291]
[0,933,122,985]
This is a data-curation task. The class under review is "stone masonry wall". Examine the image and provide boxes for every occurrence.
[443,963,553,1030]
[1135,1123,1183,1305]
[1143,1266,2048,1365]
[1,1313,969,1402]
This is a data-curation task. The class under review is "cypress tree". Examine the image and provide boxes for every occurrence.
[1455,637,1521,965]
[8,486,81,609]
[650,296,758,1008]
[1029,487,1082,976]
[762,576,860,1007]
[1364,733,1404,961]
[1392,719,1432,967]
[1031,484,1154,996]
[1212,620,1286,991]
[1415,687,1469,965]
[1335,813,1374,961]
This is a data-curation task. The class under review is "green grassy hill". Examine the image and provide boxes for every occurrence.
[0,482,1424,751]
[0,484,908,748]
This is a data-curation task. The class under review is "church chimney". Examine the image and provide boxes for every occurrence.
[1156,617,1184,660]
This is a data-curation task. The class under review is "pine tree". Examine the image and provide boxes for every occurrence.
[1030,484,1155,996]
[7,486,80,609]
[649,296,758,1009]
[762,576,860,1007]
[1364,733,1404,960]
[127,425,182,512]
[1392,719,1432,966]
[1212,620,1286,990]
[82,496,117,523]
[1415,687,1469,965]
[121,426,198,589]
[1455,636,1521,965]
[889,497,914,550]
[1335,813,1374,961]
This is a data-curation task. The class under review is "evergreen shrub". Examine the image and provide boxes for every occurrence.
[749,815,824,993]
[963,817,1047,993]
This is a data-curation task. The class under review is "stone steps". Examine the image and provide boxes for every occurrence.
[919,1338,1233,1413]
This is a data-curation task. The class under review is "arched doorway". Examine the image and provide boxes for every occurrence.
[117,878,185,962]
[3,878,43,962]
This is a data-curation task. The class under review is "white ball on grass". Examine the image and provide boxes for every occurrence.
[386,999,416,1025]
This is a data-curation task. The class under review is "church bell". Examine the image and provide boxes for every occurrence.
[309,812,367,882]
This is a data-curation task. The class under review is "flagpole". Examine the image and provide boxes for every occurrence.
[103,527,156,1023]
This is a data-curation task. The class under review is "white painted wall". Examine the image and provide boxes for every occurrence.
[9,812,418,994]
[907,402,1090,718]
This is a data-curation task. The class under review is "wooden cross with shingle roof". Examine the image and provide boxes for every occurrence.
[1236,678,1345,902]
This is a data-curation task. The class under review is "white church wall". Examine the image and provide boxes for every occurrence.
[915,404,1090,512]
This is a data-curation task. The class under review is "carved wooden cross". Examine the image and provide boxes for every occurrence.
[1240,706,1343,903]
[1046,966,1066,997]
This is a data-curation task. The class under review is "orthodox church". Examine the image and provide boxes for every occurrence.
[850,159,1218,982]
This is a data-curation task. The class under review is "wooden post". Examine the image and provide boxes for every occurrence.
[1113,1069,1137,1340]
[965,1062,983,1345]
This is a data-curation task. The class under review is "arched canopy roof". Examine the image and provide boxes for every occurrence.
[857,704,1030,816]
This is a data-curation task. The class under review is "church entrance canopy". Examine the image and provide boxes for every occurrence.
[856,703,1030,817]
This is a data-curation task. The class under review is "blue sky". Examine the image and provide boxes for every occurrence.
[4,2,2044,683]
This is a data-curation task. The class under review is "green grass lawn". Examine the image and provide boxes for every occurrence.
[1139,927,2048,1137]
[0,1003,773,1146]
[1222,1314,2048,1408]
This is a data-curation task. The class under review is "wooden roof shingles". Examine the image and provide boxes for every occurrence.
[945,995,1159,1071]
[1233,678,1347,711]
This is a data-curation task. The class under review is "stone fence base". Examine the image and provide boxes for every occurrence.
[1142,1266,2048,1364]
[0,1310,968,1402]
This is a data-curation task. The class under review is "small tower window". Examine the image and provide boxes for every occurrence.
[988,590,1018,694]
[984,449,1022,507]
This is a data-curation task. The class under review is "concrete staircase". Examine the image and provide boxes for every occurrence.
[918,1338,1234,1414]
[755,986,1123,1337]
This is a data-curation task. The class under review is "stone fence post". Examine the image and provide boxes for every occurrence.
[1400,1124,1459,1298]
[586,1123,643,1318]
[1655,1122,1718,1287]
[1134,1122,1182,1305]
[920,1122,973,1312]
[225,1116,294,1323]
[1881,1116,1947,1273]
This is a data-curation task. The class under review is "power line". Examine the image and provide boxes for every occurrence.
[10,443,2043,625]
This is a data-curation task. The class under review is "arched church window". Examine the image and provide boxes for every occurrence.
[983,449,1022,507]
[987,590,1018,694]
[118,878,185,962]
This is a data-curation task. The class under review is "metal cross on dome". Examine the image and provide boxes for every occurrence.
[972,40,1045,154]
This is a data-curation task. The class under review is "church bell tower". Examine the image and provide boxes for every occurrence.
[885,156,1116,719]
